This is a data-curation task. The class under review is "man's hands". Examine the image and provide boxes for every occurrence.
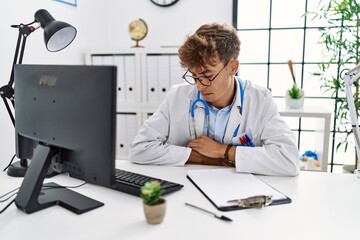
[186,136,235,166]
[187,135,226,159]
[186,150,223,166]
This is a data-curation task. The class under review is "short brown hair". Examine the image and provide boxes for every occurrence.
[178,23,241,69]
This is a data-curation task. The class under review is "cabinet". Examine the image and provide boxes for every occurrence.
[85,48,184,159]
[277,104,331,172]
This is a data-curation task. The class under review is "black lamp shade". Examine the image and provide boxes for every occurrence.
[34,9,77,52]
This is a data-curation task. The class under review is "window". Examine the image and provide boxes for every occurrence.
[233,0,353,172]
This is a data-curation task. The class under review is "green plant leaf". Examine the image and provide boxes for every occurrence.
[305,0,360,160]
[140,180,164,205]
[288,84,304,99]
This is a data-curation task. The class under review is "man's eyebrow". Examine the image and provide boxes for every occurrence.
[189,69,211,76]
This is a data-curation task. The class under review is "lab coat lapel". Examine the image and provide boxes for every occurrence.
[223,78,243,144]
[224,105,242,144]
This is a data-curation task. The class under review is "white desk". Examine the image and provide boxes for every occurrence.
[0,160,359,240]
[278,104,332,172]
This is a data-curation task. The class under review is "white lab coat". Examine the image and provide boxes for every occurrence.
[129,78,300,176]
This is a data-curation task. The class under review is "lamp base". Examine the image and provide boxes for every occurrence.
[6,159,59,178]
[7,160,28,177]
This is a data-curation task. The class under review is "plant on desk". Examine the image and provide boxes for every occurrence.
[141,180,166,224]
[286,60,304,109]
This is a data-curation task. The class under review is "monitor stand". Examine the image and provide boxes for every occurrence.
[15,144,104,214]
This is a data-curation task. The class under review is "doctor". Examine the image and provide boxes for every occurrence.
[129,23,299,176]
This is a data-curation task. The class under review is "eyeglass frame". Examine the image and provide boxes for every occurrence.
[182,61,230,86]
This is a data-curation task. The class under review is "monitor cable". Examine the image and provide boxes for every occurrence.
[2,154,16,172]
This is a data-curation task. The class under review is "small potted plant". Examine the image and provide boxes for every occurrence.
[286,60,304,109]
[141,180,166,224]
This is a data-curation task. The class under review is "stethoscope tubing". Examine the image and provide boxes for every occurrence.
[190,77,244,140]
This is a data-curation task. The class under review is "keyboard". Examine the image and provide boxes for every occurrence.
[113,169,184,197]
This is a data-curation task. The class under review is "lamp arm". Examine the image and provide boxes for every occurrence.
[344,67,360,177]
[1,97,14,125]
[8,23,36,87]
[347,62,360,75]
[0,24,34,174]
[8,28,24,88]
[0,23,36,126]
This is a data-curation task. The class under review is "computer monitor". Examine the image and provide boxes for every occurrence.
[13,64,117,214]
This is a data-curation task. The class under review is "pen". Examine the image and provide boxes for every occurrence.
[244,134,254,147]
[185,202,232,222]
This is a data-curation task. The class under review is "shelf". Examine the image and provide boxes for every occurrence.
[86,48,182,159]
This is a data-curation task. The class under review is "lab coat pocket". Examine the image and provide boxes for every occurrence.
[231,133,254,147]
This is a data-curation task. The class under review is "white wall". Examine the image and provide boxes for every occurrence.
[0,0,232,169]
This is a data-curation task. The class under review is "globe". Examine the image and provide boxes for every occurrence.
[128,19,148,48]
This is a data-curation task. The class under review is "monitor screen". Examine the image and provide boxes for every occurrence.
[14,64,117,214]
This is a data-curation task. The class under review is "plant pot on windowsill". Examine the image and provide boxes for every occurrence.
[141,180,166,225]
[286,84,304,109]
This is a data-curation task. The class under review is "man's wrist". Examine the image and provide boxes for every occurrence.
[224,144,232,160]
[222,144,235,167]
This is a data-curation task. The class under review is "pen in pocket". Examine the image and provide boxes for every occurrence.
[244,134,254,147]
[232,133,254,147]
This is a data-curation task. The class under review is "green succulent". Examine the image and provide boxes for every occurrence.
[140,180,164,205]
[288,84,304,99]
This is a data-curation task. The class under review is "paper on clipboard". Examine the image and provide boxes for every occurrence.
[187,168,291,211]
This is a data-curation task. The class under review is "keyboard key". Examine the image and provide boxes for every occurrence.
[113,169,183,196]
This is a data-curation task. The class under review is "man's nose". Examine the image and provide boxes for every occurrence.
[196,80,207,90]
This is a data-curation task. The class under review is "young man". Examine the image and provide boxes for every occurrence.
[129,23,299,176]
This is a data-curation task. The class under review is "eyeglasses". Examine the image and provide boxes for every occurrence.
[182,62,229,86]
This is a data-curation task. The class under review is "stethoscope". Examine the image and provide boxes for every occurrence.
[190,77,244,141]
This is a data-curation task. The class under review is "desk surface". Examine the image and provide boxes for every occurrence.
[1,160,360,240]
[277,104,332,118]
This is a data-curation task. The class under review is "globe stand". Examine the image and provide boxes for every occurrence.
[132,40,144,48]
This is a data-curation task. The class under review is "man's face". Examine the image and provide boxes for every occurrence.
[188,59,236,109]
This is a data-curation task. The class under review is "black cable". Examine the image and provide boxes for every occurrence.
[3,154,16,172]
[41,182,87,189]
[66,182,87,188]
[0,187,19,200]
[0,199,15,214]
[0,192,18,203]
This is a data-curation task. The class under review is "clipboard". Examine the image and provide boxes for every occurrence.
[187,168,291,211]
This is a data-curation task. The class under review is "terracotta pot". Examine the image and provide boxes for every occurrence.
[143,198,166,224]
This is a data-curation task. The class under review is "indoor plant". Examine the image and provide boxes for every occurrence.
[307,0,360,172]
[141,180,166,224]
[286,60,304,109]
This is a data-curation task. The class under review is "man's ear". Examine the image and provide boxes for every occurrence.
[229,59,239,75]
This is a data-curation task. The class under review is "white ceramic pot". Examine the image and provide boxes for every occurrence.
[285,91,304,109]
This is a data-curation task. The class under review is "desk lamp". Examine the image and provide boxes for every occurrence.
[0,9,77,177]
[343,63,360,178]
